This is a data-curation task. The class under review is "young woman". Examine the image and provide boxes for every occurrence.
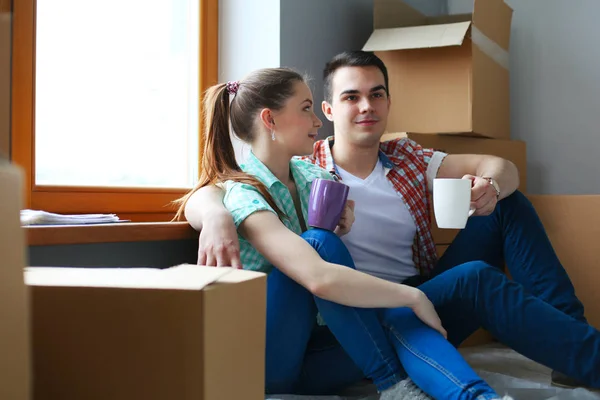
[175,68,513,400]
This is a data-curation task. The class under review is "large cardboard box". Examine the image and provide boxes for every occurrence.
[0,161,32,400]
[381,132,527,190]
[364,0,513,139]
[27,265,267,400]
[381,132,527,245]
[529,195,600,330]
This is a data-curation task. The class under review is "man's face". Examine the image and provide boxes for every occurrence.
[322,66,390,147]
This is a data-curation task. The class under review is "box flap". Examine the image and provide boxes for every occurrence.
[473,0,512,51]
[363,21,471,52]
[25,264,237,290]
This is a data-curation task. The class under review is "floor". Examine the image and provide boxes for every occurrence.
[265,344,600,400]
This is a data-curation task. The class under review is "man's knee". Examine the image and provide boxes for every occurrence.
[499,189,531,209]
[455,261,503,283]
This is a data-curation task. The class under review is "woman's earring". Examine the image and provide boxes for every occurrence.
[271,129,276,141]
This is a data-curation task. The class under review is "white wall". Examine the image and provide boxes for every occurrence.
[219,0,376,160]
[218,0,280,82]
[280,0,374,138]
[449,0,600,195]
[219,0,281,162]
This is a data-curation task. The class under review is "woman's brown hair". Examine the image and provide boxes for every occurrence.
[173,67,305,221]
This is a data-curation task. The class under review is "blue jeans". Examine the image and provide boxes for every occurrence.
[265,228,499,399]
[416,190,600,387]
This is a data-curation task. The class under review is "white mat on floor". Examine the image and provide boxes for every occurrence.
[265,344,600,400]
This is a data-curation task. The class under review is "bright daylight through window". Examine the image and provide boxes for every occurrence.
[34,0,200,189]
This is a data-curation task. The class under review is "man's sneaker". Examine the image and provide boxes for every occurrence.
[551,370,592,390]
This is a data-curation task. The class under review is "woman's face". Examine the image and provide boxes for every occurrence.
[269,81,323,157]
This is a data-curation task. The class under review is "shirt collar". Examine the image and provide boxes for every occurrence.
[241,151,314,190]
[321,136,396,176]
[239,151,280,188]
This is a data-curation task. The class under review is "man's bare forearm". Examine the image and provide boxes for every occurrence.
[476,157,519,199]
[184,185,227,231]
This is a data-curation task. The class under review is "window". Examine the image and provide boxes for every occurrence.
[11,0,217,221]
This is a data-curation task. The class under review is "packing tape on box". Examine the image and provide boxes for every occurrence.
[471,26,509,70]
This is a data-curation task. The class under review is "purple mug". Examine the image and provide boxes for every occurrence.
[308,178,350,231]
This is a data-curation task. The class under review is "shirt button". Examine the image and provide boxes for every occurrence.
[253,199,260,204]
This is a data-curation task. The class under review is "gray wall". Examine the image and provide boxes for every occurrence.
[279,0,447,139]
[280,0,375,138]
[404,0,447,16]
[279,0,600,194]
[449,0,600,195]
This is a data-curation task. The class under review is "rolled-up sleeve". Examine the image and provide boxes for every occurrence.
[223,182,276,228]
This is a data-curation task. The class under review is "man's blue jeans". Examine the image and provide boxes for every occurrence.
[265,191,600,397]
[422,190,599,384]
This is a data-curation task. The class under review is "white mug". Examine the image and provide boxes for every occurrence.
[433,178,475,229]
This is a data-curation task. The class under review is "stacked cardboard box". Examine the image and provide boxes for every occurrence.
[381,132,526,245]
[365,0,512,139]
[365,0,521,346]
[366,3,599,348]
[366,0,524,247]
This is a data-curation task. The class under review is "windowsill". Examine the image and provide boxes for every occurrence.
[25,222,199,246]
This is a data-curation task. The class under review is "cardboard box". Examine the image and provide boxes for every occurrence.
[27,265,267,400]
[381,132,527,245]
[529,195,600,330]
[381,132,527,190]
[0,161,32,400]
[364,0,513,139]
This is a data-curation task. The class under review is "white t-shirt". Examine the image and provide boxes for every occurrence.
[336,152,445,283]
[337,161,419,283]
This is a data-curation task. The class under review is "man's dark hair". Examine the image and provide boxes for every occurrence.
[323,50,389,103]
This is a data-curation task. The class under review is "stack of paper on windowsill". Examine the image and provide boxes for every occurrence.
[20,210,126,226]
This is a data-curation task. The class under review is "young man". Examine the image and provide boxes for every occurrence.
[184,51,599,390]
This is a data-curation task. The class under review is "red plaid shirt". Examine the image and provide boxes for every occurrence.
[301,136,441,276]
